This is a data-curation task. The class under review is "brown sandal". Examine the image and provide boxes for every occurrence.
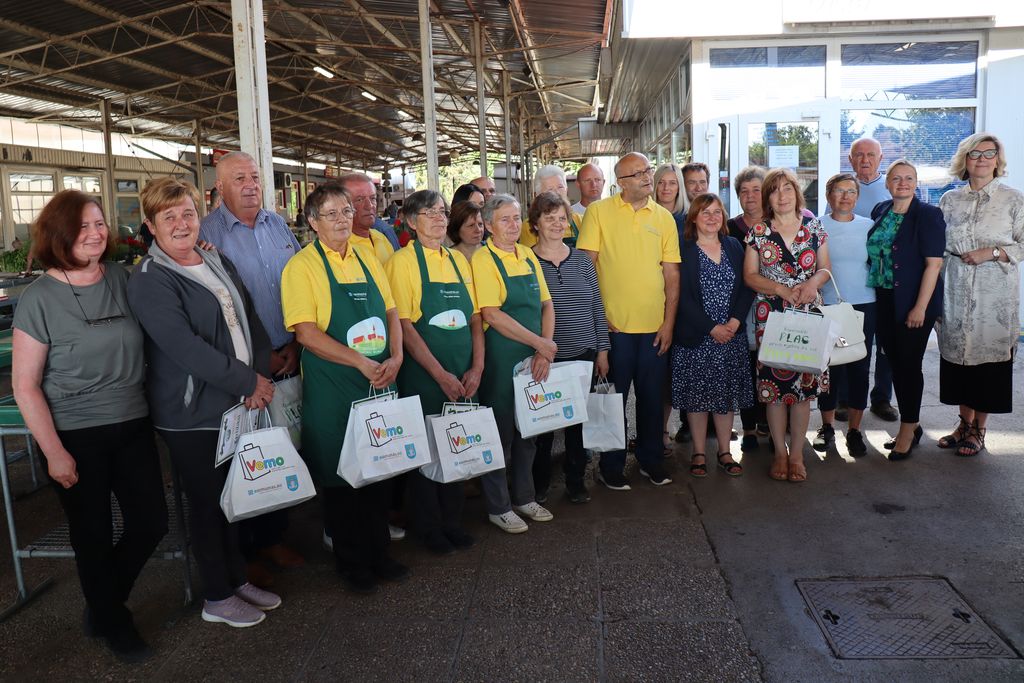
[938,416,970,449]
[769,455,788,481]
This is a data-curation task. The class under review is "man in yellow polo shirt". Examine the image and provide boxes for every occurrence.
[578,152,681,490]
[341,173,396,264]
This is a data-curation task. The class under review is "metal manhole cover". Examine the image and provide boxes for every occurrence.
[796,577,1018,659]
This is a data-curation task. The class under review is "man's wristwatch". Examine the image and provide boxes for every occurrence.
[993,247,1001,261]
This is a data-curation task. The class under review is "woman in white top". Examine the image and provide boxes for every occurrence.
[813,174,877,457]
[938,133,1024,456]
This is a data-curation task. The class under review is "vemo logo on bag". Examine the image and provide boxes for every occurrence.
[238,444,286,482]
[446,422,482,454]
[524,381,562,411]
[365,412,404,447]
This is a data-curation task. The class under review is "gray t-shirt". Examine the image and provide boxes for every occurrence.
[13,263,148,431]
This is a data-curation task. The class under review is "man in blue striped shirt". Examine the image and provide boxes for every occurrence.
[199,151,305,581]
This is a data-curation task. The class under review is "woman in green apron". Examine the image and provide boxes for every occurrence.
[385,190,484,555]
[281,184,406,594]
[471,194,558,534]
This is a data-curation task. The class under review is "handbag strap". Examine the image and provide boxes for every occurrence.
[817,268,845,304]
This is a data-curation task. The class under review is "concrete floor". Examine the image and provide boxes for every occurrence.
[0,345,1022,681]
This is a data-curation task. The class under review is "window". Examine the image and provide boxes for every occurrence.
[9,172,55,239]
[709,46,826,101]
[840,41,978,101]
[840,107,974,203]
[63,175,102,194]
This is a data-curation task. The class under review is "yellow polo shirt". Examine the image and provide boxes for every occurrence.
[282,241,395,334]
[385,242,478,323]
[350,229,395,265]
[517,211,584,248]
[471,241,551,316]
[577,194,681,333]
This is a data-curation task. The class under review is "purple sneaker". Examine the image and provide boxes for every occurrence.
[201,596,266,628]
[234,582,282,611]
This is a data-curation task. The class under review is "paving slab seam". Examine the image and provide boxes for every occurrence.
[594,531,607,683]
[685,482,769,682]
[291,588,344,681]
[444,533,489,682]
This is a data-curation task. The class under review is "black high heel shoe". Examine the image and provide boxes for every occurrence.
[887,426,923,461]
[884,425,923,451]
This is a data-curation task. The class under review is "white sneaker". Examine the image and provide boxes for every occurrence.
[322,530,333,551]
[389,524,406,541]
[514,502,554,522]
[488,511,529,534]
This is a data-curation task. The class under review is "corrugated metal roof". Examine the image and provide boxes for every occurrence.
[0,0,609,166]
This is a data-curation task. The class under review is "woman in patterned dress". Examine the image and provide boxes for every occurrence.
[938,133,1024,456]
[743,168,832,482]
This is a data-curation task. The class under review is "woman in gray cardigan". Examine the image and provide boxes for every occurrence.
[128,178,277,629]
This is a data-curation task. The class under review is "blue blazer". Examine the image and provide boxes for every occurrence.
[868,197,945,321]
[674,236,754,348]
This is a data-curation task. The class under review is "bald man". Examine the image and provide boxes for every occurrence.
[471,176,497,199]
[572,163,605,214]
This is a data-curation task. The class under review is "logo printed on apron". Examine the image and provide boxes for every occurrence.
[346,315,387,355]
[428,308,468,330]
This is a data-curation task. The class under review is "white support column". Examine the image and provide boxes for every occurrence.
[518,106,527,206]
[194,121,206,217]
[503,70,512,195]
[474,21,487,176]
[419,0,439,191]
[100,99,116,219]
[230,0,275,210]
[302,145,309,206]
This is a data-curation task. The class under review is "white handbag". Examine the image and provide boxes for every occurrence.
[817,269,867,367]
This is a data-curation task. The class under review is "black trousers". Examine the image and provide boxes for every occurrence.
[239,509,288,558]
[874,289,936,424]
[50,417,167,632]
[322,480,393,577]
[738,350,766,431]
[407,470,464,540]
[158,429,246,601]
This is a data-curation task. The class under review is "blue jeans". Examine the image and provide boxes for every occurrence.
[601,331,667,475]
[819,302,876,412]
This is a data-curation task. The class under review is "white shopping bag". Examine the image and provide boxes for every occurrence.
[583,380,625,453]
[758,308,840,374]
[337,391,432,488]
[421,406,506,483]
[220,413,316,522]
[267,376,302,449]
[513,360,589,438]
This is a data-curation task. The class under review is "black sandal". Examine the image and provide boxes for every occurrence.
[938,416,970,449]
[956,421,986,457]
[717,452,743,477]
[690,453,707,478]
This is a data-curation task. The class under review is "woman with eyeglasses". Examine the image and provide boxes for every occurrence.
[472,193,557,533]
[128,177,280,628]
[12,190,168,660]
[673,194,753,478]
[385,190,482,554]
[937,133,1023,457]
[812,174,877,457]
[528,191,609,504]
[281,183,406,594]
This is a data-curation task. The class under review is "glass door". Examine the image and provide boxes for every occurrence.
[741,115,822,216]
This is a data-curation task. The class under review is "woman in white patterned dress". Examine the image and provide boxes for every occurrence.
[938,132,1024,457]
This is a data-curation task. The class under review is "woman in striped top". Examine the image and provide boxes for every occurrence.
[529,191,610,504]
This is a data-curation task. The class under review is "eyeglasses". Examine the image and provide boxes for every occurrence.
[318,208,355,222]
[967,149,998,160]
[62,269,127,327]
[831,189,858,197]
[417,209,448,219]
[617,167,655,181]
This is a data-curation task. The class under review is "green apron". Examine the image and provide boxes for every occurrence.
[397,241,475,415]
[301,239,392,487]
[477,245,543,413]
[565,217,579,248]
